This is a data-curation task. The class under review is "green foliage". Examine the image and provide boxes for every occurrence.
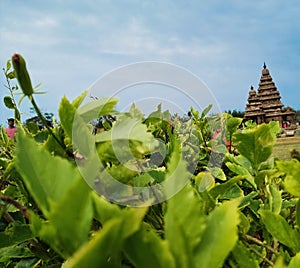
[233,122,280,170]
[2,55,300,267]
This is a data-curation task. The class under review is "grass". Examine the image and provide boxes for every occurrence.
[272,136,300,160]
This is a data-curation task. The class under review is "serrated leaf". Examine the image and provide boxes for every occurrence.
[15,128,80,216]
[193,199,240,268]
[260,210,300,253]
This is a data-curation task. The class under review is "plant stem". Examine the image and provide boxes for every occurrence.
[243,234,278,254]
[244,241,274,266]
[30,96,65,150]
[0,194,29,220]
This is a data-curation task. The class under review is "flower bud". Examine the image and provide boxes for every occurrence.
[12,54,34,96]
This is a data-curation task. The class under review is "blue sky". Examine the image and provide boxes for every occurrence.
[1,0,300,124]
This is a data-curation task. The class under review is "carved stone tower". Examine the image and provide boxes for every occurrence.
[244,63,295,126]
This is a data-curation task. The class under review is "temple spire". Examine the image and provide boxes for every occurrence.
[263,62,267,69]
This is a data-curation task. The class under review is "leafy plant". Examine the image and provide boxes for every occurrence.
[1,54,300,267]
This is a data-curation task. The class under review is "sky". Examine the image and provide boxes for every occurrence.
[1,0,300,124]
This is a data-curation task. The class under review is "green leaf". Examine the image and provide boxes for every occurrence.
[0,224,34,248]
[6,59,11,71]
[296,200,300,229]
[4,96,15,109]
[92,192,123,224]
[233,123,279,170]
[201,104,212,118]
[123,226,175,268]
[62,207,147,268]
[194,172,215,192]
[30,177,93,258]
[15,128,80,216]
[71,90,88,109]
[277,160,300,197]
[288,252,300,268]
[226,162,256,188]
[209,176,242,200]
[7,70,16,79]
[231,241,260,268]
[208,167,226,181]
[219,184,243,200]
[260,210,300,253]
[58,96,76,139]
[267,184,282,214]
[193,199,240,268]
[226,116,242,138]
[77,97,118,123]
[165,184,206,268]
[0,246,34,262]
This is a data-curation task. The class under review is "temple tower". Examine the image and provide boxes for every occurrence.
[244,63,295,126]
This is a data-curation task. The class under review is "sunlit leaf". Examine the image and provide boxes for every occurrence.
[193,199,240,268]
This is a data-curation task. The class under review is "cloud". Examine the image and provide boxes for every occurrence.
[0,0,300,124]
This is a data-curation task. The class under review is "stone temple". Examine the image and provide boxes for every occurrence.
[244,63,295,127]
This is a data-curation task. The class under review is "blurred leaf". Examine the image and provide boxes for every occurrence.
[226,116,242,137]
[15,128,80,216]
[58,96,76,139]
[193,199,240,268]
[165,184,206,268]
[63,207,147,268]
[277,160,300,197]
[6,59,11,71]
[4,96,14,109]
[289,252,300,268]
[201,104,212,118]
[30,177,93,258]
[77,97,118,123]
[7,71,16,79]
[123,226,175,268]
[71,90,88,109]
[267,184,282,214]
[26,122,39,134]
